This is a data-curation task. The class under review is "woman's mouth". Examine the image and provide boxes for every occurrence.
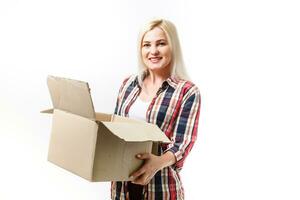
[149,57,162,63]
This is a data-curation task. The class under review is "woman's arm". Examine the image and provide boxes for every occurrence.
[114,75,132,115]
[165,86,201,171]
[130,85,201,185]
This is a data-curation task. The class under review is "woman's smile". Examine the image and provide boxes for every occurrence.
[149,56,162,63]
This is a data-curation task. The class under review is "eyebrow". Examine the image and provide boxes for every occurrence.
[142,39,167,43]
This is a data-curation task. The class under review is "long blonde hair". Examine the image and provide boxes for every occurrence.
[137,18,189,84]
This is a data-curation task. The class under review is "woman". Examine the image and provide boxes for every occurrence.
[112,18,201,200]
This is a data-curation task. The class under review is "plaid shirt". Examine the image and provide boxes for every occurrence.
[111,74,201,200]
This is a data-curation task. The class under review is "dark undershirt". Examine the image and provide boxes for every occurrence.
[128,181,144,200]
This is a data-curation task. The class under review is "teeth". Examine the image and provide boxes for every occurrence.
[150,57,161,62]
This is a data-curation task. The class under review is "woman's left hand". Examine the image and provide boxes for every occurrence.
[130,151,176,185]
[130,153,162,185]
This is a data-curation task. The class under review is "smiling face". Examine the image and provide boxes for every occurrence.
[141,27,172,74]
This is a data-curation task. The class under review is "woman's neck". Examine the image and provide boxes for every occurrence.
[146,69,171,85]
[139,69,171,101]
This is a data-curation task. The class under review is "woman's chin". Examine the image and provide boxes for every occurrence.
[147,65,165,71]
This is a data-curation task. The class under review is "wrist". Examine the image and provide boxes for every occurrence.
[159,151,176,169]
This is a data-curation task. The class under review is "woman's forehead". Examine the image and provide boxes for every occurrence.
[143,27,167,42]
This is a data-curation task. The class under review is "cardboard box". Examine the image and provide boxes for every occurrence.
[42,75,170,182]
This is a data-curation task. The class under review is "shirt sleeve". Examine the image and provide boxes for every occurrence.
[114,76,132,115]
[165,86,201,171]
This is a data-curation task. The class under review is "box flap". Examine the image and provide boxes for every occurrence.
[112,114,144,124]
[40,108,54,114]
[47,75,95,119]
[100,122,170,143]
[95,112,112,122]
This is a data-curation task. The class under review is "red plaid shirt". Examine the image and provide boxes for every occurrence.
[111,74,201,200]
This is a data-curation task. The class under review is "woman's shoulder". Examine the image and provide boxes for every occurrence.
[117,74,139,91]
[119,74,138,86]
[171,77,200,96]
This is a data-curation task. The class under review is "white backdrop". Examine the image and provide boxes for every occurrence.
[1,0,300,199]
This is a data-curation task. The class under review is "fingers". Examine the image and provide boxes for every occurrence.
[136,153,151,160]
[132,173,151,185]
[130,166,146,180]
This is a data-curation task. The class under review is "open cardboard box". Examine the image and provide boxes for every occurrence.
[42,75,170,182]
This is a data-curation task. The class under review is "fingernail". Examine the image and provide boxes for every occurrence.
[137,154,141,158]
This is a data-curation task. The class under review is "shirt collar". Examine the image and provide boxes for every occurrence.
[133,71,179,90]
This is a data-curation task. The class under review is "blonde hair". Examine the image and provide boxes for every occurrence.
[137,18,190,84]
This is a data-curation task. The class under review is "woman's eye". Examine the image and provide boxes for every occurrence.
[143,43,150,47]
[158,42,166,46]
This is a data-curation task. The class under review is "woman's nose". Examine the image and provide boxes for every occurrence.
[150,46,159,55]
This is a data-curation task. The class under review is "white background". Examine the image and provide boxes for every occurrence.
[1,0,300,199]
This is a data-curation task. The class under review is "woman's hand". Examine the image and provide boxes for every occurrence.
[130,151,176,185]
